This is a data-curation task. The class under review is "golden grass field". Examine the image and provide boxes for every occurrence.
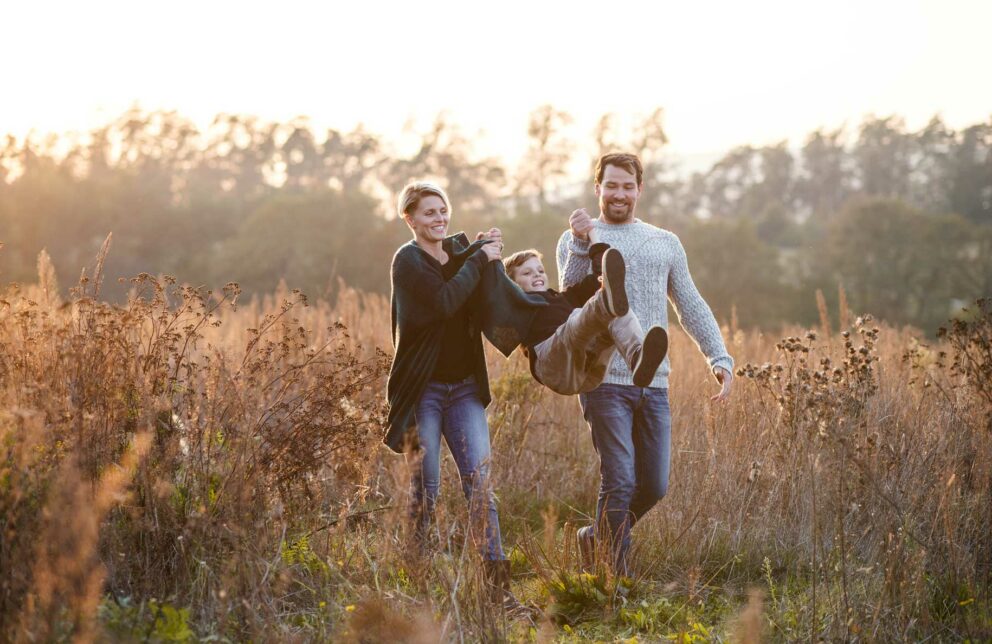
[1,244,990,642]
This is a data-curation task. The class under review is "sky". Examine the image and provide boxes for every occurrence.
[3,0,991,176]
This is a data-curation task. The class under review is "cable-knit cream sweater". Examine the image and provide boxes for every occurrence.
[556,219,733,388]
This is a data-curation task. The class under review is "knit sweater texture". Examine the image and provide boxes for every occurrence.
[556,219,733,388]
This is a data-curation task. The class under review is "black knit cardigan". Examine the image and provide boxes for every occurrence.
[384,233,546,453]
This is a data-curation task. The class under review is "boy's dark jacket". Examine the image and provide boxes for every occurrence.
[385,233,546,453]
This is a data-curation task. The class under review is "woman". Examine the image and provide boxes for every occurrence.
[384,180,519,609]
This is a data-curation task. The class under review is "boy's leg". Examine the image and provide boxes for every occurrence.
[633,327,668,388]
[533,296,614,393]
[611,316,669,388]
[534,249,629,392]
[608,313,645,370]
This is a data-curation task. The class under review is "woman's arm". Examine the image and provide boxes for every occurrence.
[392,246,490,325]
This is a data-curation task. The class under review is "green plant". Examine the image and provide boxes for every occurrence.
[100,597,195,642]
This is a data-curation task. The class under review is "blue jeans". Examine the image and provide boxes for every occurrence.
[410,378,505,560]
[579,384,671,572]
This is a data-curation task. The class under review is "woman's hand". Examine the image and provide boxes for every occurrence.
[483,227,502,246]
[476,227,503,262]
[476,228,503,244]
[480,241,502,262]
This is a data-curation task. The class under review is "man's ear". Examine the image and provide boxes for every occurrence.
[594,183,602,198]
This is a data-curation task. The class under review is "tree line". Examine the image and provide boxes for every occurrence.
[0,106,989,333]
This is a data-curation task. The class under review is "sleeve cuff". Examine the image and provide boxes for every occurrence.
[467,248,488,270]
[710,356,734,377]
[568,236,591,256]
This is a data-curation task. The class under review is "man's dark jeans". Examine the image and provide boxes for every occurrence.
[579,383,672,573]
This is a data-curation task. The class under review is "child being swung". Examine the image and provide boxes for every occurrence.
[503,240,667,395]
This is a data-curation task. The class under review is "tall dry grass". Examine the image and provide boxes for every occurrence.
[1,241,990,641]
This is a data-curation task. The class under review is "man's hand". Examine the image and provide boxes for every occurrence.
[569,208,594,241]
[711,367,733,403]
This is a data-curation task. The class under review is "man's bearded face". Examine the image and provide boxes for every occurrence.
[596,164,641,224]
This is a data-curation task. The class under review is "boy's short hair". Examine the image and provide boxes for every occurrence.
[397,181,450,218]
[595,153,643,186]
[503,249,543,279]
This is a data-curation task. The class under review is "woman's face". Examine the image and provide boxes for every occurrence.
[405,195,450,244]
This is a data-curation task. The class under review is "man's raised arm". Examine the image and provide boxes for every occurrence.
[556,208,596,290]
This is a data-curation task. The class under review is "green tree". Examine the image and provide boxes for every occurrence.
[386,114,506,226]
[696,142,796,229]
[678,218,792,328]
[946,120,992,225]
[213,189,396,298]
[818,198,982,332]
[852,115,913,200]
[516,105,573,212]
[796,127,852,219]
[908,116,955,214]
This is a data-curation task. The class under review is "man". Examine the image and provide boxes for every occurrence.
[556,152,733,575]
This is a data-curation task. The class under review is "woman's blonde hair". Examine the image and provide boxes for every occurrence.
[397,181,451,218]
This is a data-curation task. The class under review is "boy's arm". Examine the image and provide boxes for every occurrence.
[562,274,601,308]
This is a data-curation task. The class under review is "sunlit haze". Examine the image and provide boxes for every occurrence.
[4,0,990,176]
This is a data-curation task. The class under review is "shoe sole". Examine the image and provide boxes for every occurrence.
[601,248,628,317]
[633,326,668,387]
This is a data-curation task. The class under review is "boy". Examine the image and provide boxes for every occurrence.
[503,240,667,395]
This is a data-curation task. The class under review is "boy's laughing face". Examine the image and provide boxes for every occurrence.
[511,256,548,292]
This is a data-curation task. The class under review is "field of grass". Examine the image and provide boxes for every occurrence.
[2,245,990,642]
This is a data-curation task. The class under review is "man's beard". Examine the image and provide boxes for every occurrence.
[601,199,634,223]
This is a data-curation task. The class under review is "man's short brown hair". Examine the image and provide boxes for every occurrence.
[595,153,643,186]
[503,249,543,279]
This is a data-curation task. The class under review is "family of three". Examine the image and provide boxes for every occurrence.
[383,153,734,610]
